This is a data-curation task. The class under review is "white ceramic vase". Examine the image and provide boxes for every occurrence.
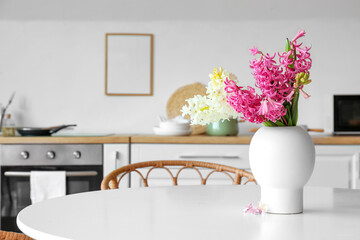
[249,126,315,214]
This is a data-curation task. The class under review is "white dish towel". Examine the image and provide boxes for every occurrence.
[30,171,66,204]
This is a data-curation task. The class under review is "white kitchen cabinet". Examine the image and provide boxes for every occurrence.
[307,145,360,189]
[131,143,360,189]
[103,144,130,188]
[130,144,251,188]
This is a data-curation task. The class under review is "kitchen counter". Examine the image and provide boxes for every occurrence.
[0,135,130,144]
[0,134,360,145]
[131,134,360,145]
[130,135,253,144]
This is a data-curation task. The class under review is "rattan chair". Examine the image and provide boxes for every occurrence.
[101,160,256,190]
[0,230,33,240]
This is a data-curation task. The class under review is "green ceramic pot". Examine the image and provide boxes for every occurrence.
[206,119,239,136]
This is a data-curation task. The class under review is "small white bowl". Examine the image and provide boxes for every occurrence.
[153,126,191,136]
[159,120,190,131]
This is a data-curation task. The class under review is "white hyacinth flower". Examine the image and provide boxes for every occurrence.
[181,67,240,125]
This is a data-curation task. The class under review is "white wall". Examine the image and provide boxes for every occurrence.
[0,0,359,134]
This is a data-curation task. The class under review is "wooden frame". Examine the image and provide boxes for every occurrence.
[105,33,154,96]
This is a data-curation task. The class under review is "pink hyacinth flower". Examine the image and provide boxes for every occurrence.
[294,83,311,99]
[224,30,312,126]
[285,89,295,102]
[257,98,286,123]
[249,46,262,56]
[224,79,265,124]
[292,30,306,42]
[300,89,311,99]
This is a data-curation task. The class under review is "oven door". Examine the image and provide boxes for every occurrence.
[1,165,103,232]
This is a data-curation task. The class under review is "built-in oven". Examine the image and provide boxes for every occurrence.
[0,144,103,232]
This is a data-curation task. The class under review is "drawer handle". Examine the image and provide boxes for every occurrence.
[178,155,241,159]
[4,171,98,177]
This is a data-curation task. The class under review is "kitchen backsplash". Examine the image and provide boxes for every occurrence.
[0,0,359,134]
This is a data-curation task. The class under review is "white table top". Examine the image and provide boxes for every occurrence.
[17,185,360,240]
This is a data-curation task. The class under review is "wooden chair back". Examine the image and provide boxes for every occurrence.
[101,160,256,190]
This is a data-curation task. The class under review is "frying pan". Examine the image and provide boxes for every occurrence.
[17,124,77,136]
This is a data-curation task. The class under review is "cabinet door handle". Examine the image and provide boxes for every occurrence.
[114,151,121,169]
[178,155,241,160]
[351,153,360,189]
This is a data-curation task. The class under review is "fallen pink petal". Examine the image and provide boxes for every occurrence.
[243,203,263,215]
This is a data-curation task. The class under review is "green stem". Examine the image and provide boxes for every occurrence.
[291,89,300,126]
[285,103,293,126]
[292,42,297,63]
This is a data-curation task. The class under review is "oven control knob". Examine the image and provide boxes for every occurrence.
[46,151,56,159]
[20,151,29,159]
[73,151,81,159]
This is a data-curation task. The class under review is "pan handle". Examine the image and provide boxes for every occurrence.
[49,124,77,134]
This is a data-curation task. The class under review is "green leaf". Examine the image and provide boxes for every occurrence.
[288,116,293,126]
[301,79,312,85]
[285,38,291,52]
[286,107,293,126]
[281,102,292,126]
[263,121,277,127]
[285,38,295,69]
[275,120,285,126]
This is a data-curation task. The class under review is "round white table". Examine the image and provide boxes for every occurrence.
[17,185,360,240]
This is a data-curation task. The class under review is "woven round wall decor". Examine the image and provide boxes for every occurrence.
[166,82,207,135]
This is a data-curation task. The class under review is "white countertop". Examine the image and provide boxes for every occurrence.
[17,185,360,240]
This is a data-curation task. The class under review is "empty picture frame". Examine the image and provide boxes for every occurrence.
[105,33,154,96]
